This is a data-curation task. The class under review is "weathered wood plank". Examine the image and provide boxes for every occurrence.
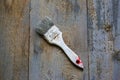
[87,0,120,80]
[0,0,30,80]
[30,0,88,80]
[112,0,120,80]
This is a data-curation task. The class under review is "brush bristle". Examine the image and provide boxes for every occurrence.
[36,17,54,35]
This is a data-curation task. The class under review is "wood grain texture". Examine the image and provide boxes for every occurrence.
[112,0,120,80]
[1,0,120,80]
[87,0,120,80]
[0,0,30,80]
[29,0,88,80]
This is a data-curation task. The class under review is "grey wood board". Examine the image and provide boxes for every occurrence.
[0,0,30,80]
[29,0,88,80]
[87,0,120,80]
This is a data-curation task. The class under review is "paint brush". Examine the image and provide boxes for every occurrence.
[36,17,84,69]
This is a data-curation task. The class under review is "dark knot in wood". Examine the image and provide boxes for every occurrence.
[104,24,112,32]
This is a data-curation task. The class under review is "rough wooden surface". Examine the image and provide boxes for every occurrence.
[1,0,120,80]
[30,0,88,80]
[87,0,120,80]
[0,0,30,80]
[113,0,120,80]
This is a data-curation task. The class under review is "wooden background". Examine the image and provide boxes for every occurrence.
[0,0,120,80]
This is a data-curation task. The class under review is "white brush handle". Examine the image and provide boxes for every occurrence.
[51,33,84,69]
[44,26,84,69]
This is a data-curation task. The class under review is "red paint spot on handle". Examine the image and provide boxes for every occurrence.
[76,59,80,64]
[76,57,82,64]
